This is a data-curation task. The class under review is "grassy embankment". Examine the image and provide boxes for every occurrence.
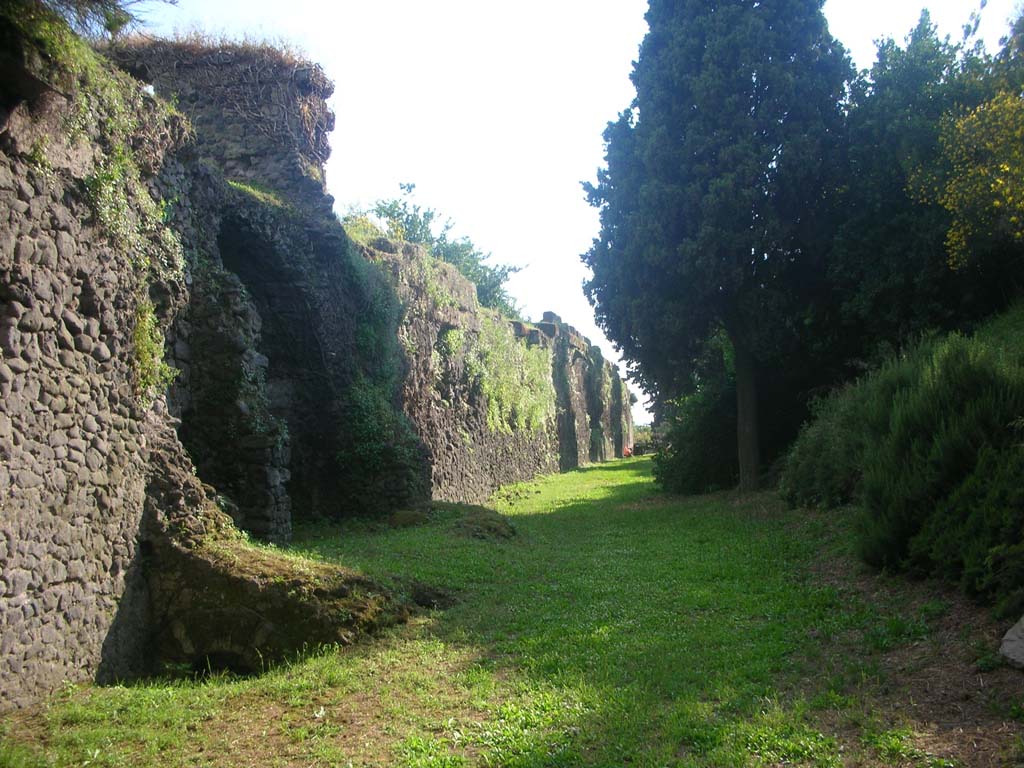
[2,458,1021,767]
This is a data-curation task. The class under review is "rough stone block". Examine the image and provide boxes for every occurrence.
[1001,616,1024,669]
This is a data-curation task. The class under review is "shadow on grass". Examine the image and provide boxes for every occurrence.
[290,457,861,767]
[27,458,1003,767]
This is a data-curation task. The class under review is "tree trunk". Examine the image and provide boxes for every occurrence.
[731,334,761,492]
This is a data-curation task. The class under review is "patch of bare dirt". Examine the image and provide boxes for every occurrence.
[804,523,1024,768]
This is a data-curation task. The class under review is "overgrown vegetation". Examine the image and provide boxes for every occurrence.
[585,5,1024,492]
[346,184,521,317]
[467,313,555,434]
[341,211,386,246]
[9,1,186,282]
[84,145,185,277]
[5,459,1017,766]
[436,327,466,361]
[5,1,187,413]
[131,299,178,405]
[335,236,431,508]
[782,304,1024,616]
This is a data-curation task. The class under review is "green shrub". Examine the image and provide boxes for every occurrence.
[779,341,933,509]
[340,212,385,245]
[653,380,738,494]
[781,303,1024,613]
[909,444,1024,616]
[857,334,1024,572]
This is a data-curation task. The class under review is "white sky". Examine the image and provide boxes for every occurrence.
[137,0,1020,425]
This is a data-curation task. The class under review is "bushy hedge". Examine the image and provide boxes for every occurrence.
[780,304,1024,615]
[779,341,933,509]
[653,380,739,494]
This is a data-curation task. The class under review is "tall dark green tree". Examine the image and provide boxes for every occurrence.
[583,0,852,490]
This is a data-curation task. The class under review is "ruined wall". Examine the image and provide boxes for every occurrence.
[538,313,633,469]
[116,39,634,525]
[369,257,636,503]
[0,12,193,706]
[184,191,430,524]
[0,6,403,711]
[371,242,559,503]
[0,8,636,709]
[114,41,431,531]
[109,39,335,214]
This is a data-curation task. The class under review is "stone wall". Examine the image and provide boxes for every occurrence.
[371,242,560,504]
[113,40,432,532]
[0,6,404,711]
[109,39,336,213]
[116,38,635,528]
[0,9,636,710]
[0,15,193,704]
[177,191,430,526]
[538,313,634,469]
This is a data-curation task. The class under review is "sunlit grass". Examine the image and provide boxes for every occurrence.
[0,458,981,766]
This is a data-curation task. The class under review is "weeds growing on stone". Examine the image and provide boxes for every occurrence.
[131,299,178,406]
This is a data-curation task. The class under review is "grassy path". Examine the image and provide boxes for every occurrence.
[2,457,1021,767]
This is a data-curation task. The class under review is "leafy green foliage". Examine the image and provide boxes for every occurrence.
[371,184,520,317]
[782,304,1024,613]
[780,341,932,509]
[340,211,386,246]
[85,146,146,261]
[653,380,738,495]
[435,327,465,360]
[857,332,1024,570]
[911,445,1024,617]
[467,314,555,434]
[132,299,178,405]
[935,90,1024,267]
[828,13,990,350]
[583,0,853,488]
[904,14,1024,273]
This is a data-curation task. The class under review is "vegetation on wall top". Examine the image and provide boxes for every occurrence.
[344,183,521,318]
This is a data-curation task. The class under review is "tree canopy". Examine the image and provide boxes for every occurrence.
[41,0,173,37]
[583,0,852,489]
[827,12,1004,354]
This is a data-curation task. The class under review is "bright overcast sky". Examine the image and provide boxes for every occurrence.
[137,0,1020,424]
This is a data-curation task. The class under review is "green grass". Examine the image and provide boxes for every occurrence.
[227,179,291,209]
[1,458,983,766]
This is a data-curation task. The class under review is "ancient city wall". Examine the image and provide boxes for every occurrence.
[0,10,635,710]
